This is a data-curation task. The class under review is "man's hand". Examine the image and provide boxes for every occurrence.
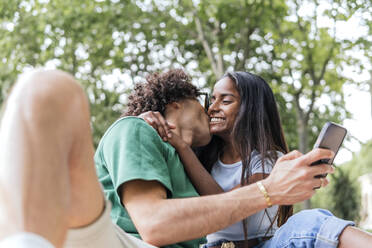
[263,148,335,205]
[139,111,175,141]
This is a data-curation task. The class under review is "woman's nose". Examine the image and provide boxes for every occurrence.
[207,101,218,115]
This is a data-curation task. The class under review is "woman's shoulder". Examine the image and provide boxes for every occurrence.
[250,150,284,161]
[249,150,283,174]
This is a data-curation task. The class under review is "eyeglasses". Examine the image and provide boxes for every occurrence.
[197,92,210,112]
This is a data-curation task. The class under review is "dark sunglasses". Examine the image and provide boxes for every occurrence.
[197,92,210,112]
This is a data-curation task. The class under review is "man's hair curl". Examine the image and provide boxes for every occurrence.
[123,69,200,116]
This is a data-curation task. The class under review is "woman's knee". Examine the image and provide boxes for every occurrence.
[285,209,334,228]
[291,209,333,220]
[269,209,345,247]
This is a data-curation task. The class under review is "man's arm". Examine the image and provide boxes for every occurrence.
[122,179,267,247]
[121,148,335,247]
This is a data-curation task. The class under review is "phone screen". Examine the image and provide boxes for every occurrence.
[313,122,347,165]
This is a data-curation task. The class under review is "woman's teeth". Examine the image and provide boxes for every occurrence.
[210,117,224,123]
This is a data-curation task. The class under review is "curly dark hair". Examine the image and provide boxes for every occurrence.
[123,69,200,116]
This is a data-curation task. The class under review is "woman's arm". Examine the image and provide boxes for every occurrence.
[177,146,269,194]
[139,111,223,195]
[169,133,224,195]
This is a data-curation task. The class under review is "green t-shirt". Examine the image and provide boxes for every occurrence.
[95,117,206,248]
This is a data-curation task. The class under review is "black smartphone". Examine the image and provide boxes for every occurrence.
[311,122,347,178]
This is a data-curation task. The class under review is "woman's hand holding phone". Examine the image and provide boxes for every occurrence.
[311,122,347,178]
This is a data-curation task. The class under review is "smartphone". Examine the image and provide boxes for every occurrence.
[311,122,347,177]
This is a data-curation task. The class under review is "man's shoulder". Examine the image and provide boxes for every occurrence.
[100,116,171,152]
[111,116,150,130]
[104,116,157,138]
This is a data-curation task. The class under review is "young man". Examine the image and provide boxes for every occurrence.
[0,69,341,248]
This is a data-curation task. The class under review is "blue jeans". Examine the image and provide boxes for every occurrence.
[203,209,354,248]
[257,209,355,248]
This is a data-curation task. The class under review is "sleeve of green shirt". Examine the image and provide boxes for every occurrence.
[101,117,173,196]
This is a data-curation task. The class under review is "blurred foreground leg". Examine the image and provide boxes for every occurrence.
[338,226,372,248]
[0,70,104,248]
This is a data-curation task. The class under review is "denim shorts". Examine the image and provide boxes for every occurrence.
[257,208,355,248]
[203,209,354,248]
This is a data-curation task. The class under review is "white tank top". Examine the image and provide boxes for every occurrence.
[206,151,281,243]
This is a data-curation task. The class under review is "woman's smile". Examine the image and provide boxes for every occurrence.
[210,117,225,124]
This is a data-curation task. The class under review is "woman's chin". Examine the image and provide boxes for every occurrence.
[210,127,226,136]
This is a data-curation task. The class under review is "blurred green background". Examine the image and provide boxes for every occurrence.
[1,0,372,225]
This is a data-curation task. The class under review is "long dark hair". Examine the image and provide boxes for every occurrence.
[196,71,293,237]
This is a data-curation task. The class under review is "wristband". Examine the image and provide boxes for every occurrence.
[256,181,272,207]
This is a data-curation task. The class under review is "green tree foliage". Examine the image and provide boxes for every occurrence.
[311,166,361,221]
[0,0,140,146]
[311,167,361,222]
[343,139,372,180]
[311,139,372,222]
[329,169,361,221]
[0,0,369,155]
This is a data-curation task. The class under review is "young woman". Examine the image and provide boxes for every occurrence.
[195,71,291,245]
[139,71,372,248]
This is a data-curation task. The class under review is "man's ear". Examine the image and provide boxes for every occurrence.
[165,101,183,116]
[168,101,181,110]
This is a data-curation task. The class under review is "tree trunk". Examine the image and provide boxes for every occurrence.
[297,118,308,155]
[194,14,224,79]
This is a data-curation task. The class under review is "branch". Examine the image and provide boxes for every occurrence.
[293,90,305,123]
[213,19,224,77]
[290,67,305,121]
[305,41,336,121]
[193,11,219,78]
[236,0,260,70]
[317,43,335,82]
[236,27,255,71]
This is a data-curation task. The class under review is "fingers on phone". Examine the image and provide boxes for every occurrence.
[301,148,334,166]
[312,177,328,190]
[310,163,334,178]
